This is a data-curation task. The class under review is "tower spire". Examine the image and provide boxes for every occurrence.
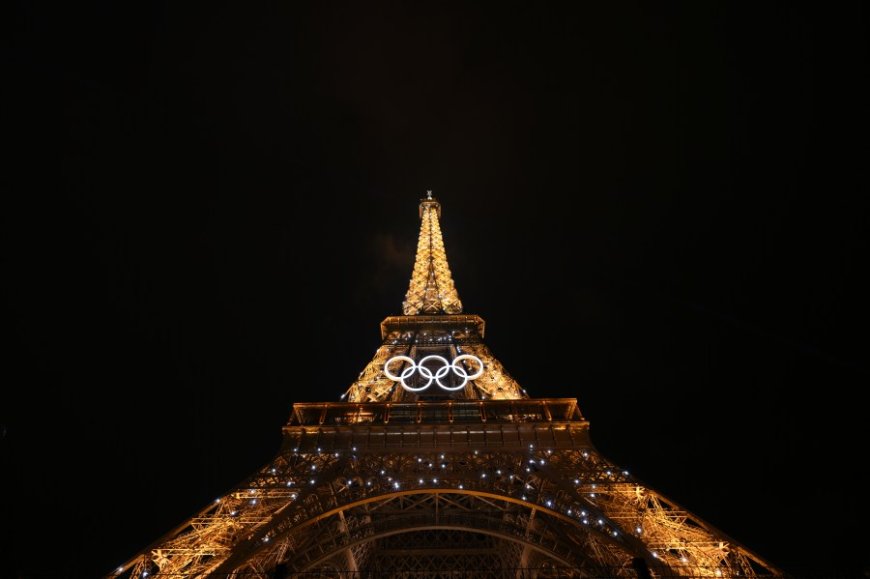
[402,191,463,315]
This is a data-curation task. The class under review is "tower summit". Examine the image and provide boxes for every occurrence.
[110,196,782,578]
[403,191,463,315]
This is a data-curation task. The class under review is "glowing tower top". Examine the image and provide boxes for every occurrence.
[403,191,463,315]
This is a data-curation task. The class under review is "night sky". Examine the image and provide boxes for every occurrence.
[4,3,868,578]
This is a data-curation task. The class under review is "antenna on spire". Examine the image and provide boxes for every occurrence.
[426,190,433,200]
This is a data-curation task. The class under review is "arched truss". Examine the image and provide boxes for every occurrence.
[278,491,655,576]
[114,446,777,578]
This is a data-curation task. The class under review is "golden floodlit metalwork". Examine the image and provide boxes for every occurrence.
[111,194,782,578]
[403,190,463,316]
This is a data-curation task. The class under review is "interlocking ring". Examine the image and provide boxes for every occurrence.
[384,354,485,392]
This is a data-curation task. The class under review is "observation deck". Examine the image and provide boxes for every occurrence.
[283,398,591,453]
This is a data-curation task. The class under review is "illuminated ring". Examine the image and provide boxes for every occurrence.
[408,354,447,392]
[384,355,431,392]
[440,354,484,390]
[383,354,485,392]
[383,356,416,381]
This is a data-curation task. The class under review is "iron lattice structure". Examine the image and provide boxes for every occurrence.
[402,191,463,316]
[111,195,782,578]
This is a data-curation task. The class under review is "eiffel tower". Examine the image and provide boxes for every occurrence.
[111,193,782,578]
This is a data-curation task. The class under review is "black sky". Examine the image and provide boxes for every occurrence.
[4,3,869,578]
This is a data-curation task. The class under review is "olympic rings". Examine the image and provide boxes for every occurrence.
[384,354,485,392]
